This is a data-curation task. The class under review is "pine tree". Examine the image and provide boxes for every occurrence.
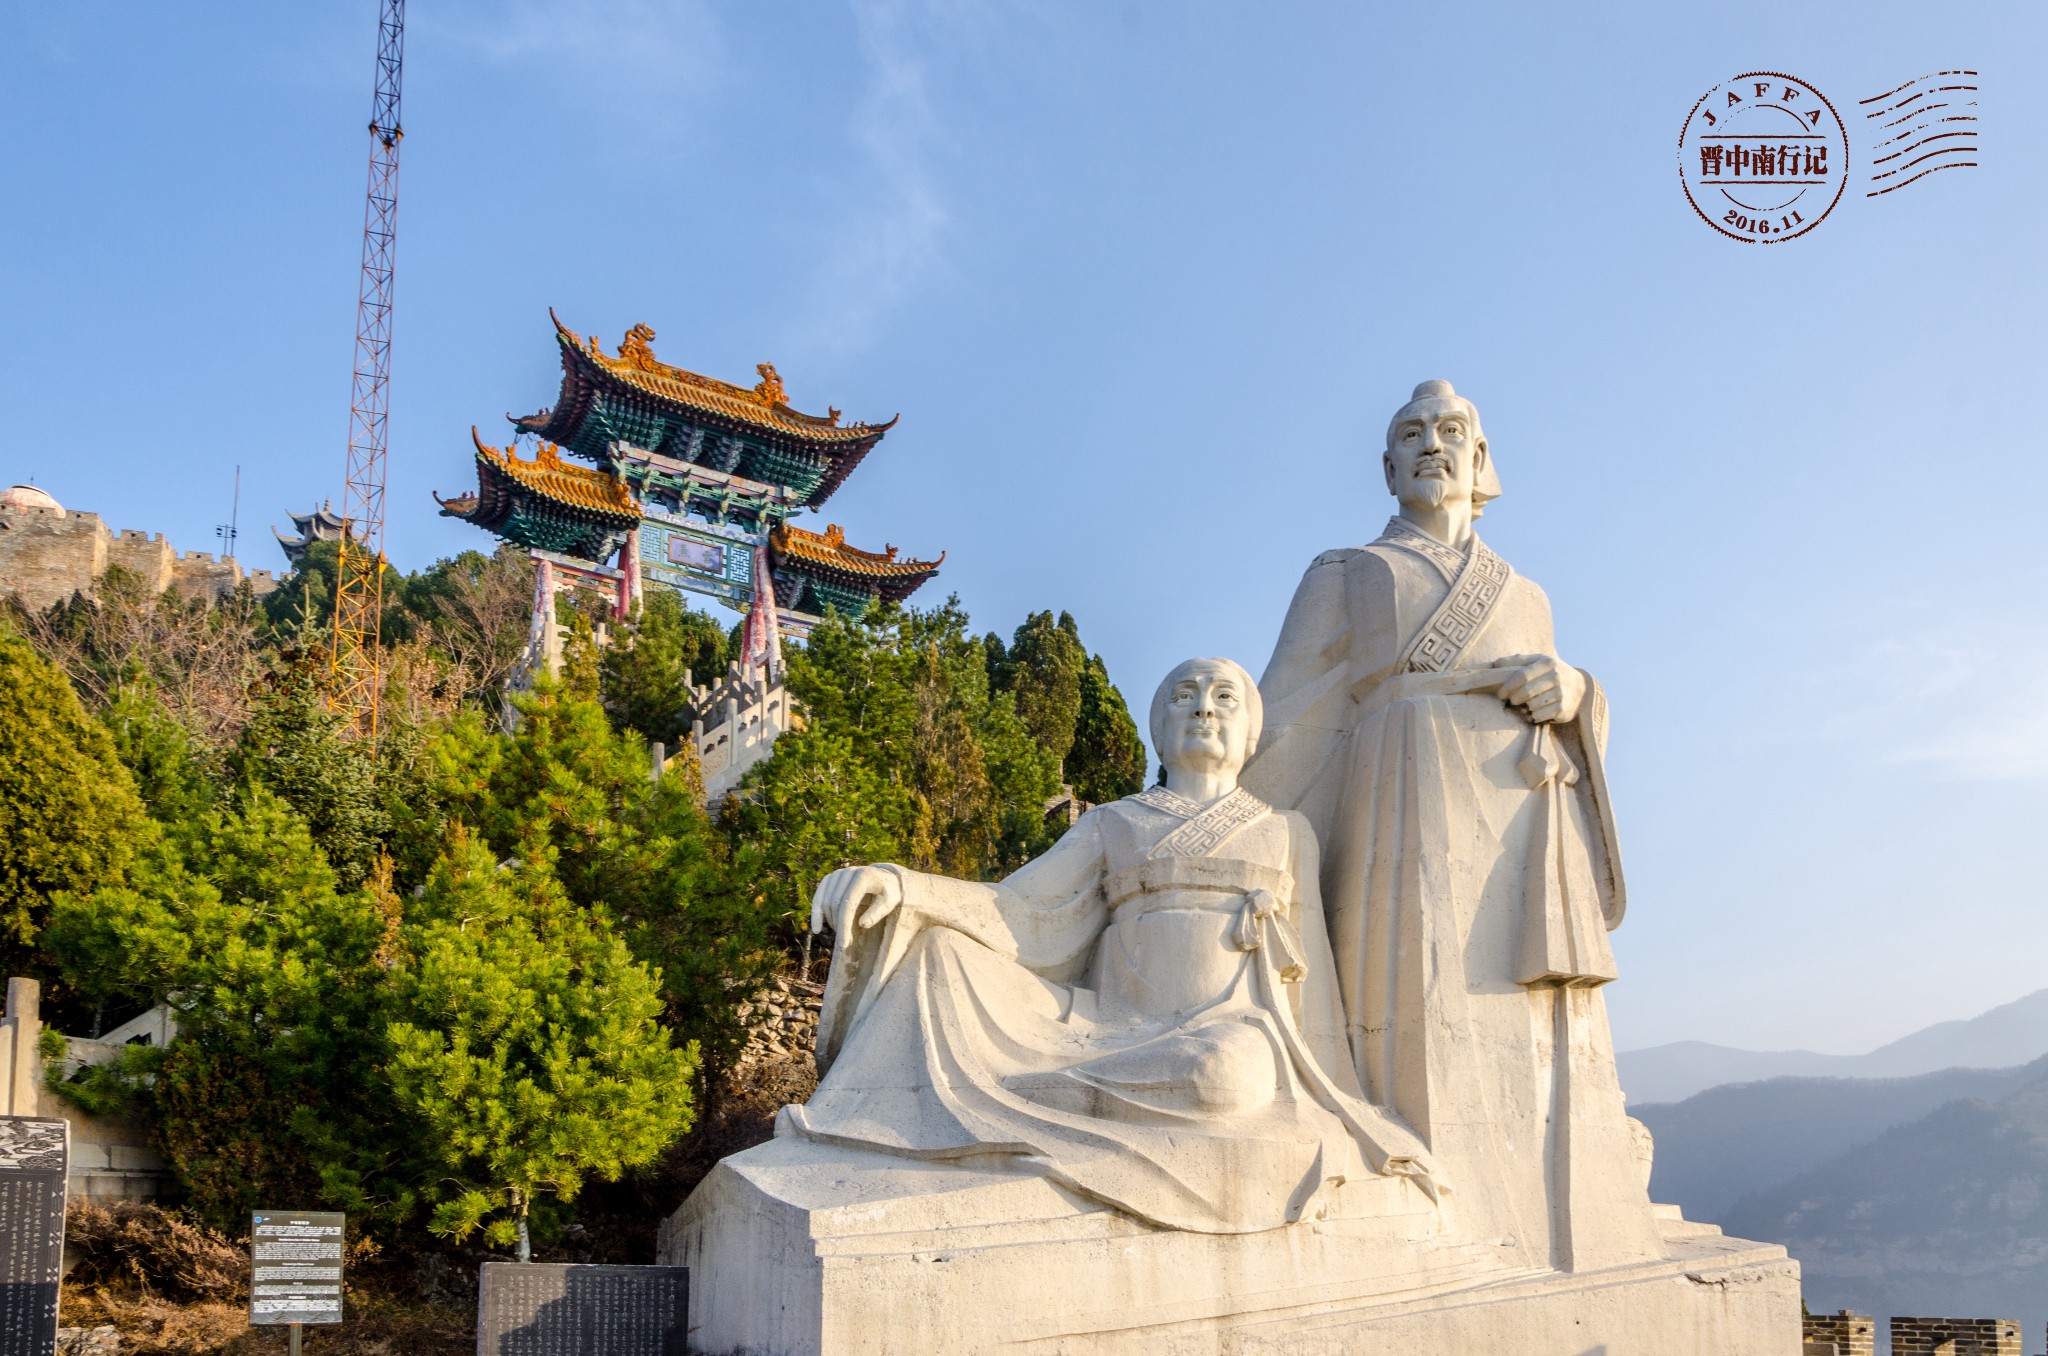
[994,611,1086,764]
[0,620,150,954]
[715,597,1071,960]
[231,663,386,890]
[600,589,733,745]
[101,685,220,827]
[388,835,699,1260]
[43,787,400,1229]
[431,682,774,1064]
[259,537,410,646]
[1067,653,1147,804]
[719,728,924,940]
[984,609,1143,810]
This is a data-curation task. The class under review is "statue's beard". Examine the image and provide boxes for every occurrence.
[1407,478,1450,510]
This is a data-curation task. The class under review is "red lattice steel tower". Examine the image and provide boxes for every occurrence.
[332,0,405,738]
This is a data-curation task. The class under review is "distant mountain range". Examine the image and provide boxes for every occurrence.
[1620,987,2048,1106]
[1635,1060,2045,1222]
[1721,1067,2048,1349]
[1627,987,2048,1350]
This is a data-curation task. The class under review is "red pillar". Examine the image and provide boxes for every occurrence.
[618,527,642,619]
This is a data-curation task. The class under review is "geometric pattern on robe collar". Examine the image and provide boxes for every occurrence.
[1376,514,1471,584]
[1375,516,1516,675]
[1130,784,1271,861]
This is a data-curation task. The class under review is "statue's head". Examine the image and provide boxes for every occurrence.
[1149,657,1263,781]
[1382,379,1502,517]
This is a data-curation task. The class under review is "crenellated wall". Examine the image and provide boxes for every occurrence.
[0,503,278,611]
[1888,1316,2022,1356]
[1803,1310,1876,1356]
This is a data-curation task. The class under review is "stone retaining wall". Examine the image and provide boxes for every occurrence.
[734,973,822,1071]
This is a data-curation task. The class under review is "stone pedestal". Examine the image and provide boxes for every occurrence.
[661,1136,1801,1356]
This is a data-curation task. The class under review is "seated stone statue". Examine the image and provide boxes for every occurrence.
[791,656,1437,1235]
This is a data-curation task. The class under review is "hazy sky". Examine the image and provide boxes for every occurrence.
[5,2,2042,1056]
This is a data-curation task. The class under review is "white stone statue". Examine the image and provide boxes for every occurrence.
[1243,378,1661,1271]
[792,657,1437,1233]
[662,379,1802,1355]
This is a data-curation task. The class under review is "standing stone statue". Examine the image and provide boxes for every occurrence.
[1244,379,1661,1271]
[663,379,1802,1355]
[794,657,1435,1233]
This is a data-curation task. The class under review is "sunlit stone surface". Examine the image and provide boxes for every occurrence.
[664,382,1799,1355]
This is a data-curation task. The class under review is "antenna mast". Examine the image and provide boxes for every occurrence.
[331,0,405,738]
[215,465,240,560]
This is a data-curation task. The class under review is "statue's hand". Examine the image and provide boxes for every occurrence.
[810,865,906,936]
[1492,654,1586,725]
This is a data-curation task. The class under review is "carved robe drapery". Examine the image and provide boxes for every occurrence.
[793,789,1437,1234]
[1244,517,1663,1272]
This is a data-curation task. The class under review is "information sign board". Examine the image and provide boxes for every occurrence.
[249,1211,344,1326]
[0,1117,67,1356]
[476,1262,687,1356]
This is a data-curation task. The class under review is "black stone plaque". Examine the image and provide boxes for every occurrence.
[476,1262,688,1356]
[0,1117,68,1356]
[249,1210,344,1326]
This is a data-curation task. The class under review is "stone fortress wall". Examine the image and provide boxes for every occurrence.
[0,493,279,612]
[1804,1311,2028,1356]
[1804,1310,1878,1356]
[1885,1315,2023,1356]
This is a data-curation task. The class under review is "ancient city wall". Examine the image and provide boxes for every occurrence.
[0,505,109,611]
[0,502,276,611]
[104,527,175,595]
[1803,1310,1876,1356]
[1888,1316,2022,1356]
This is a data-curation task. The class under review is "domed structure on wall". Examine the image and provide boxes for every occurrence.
[0,485,62,517]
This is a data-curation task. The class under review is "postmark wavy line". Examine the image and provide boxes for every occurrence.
[1859,70,1976,104]
[1875,114,1977,149]
[1864,85,1978,122]
[1872,130,1978,166]
[1877,100,1970,130]
[1871,143,1978,182]
[1867,160,1975,197]
[1858,71,1980,197]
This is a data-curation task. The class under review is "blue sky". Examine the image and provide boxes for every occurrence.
[5,2,2043,1056]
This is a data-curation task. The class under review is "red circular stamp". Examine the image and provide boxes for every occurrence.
[1678,72,1847,243]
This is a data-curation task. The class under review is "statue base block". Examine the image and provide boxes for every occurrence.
[660,1136,1800,1356]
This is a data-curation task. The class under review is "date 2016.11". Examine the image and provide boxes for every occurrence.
[1723,208,1805,236]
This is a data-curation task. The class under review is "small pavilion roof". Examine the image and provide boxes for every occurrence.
[272,501,351,562]
[769,523,944,606]
[436,431,642,529]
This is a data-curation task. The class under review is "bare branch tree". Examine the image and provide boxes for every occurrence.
[12,570,269,749]
[419,547,535,711]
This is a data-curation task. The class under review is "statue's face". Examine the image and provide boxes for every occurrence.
[1384,397,1486,509]
[1159,662,1253,778]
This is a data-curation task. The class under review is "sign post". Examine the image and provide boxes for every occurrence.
[0,1117,68,1356]
[249,1211,344,1352]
